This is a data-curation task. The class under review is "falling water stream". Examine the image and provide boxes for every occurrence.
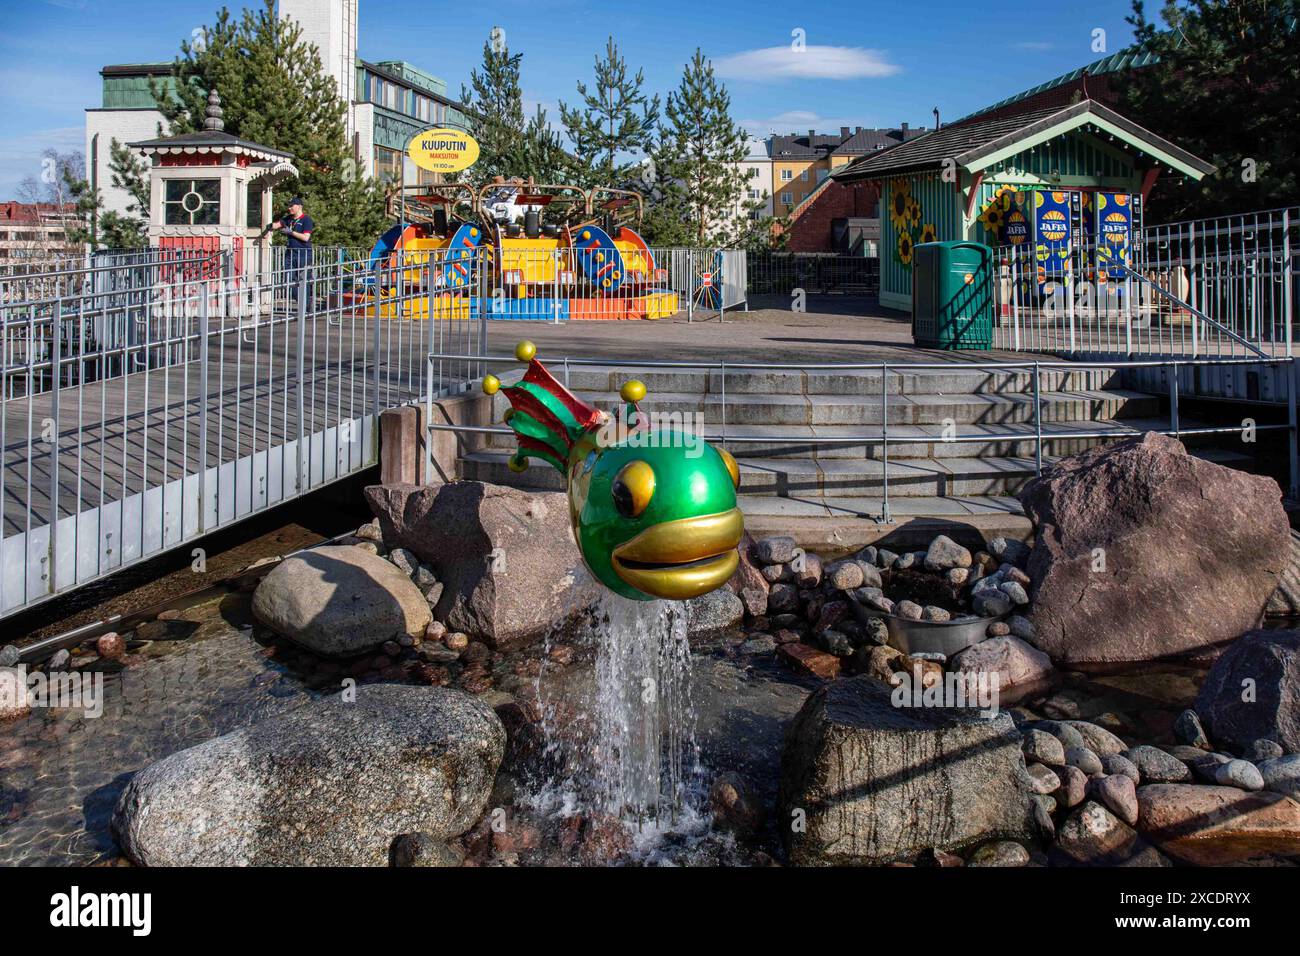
[530,591,708,853]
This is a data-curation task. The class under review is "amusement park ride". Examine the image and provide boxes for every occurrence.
[366,179,685,321]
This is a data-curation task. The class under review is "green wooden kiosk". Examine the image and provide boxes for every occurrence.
[832,99,1215,313]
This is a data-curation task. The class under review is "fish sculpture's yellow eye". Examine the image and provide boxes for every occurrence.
[718,448,740,489]
[612,460,655,518]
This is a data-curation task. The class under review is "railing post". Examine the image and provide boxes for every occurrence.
[1032,361,1042,477]
[881,361,890,523]
[198,285,210,532]
[720,362,727,444]
[373,261,382,418]
[297,267,308,495]
[1168,360,1180,437]
[48,280,62,595]
[1288,357,1298,499]
[1284,209,1293,359]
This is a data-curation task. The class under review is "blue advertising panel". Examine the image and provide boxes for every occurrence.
[1033,190,1074,297]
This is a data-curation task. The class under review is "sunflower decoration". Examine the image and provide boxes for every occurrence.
[979,201,1005,235]
[888,180,913,231]
[897,229,915,267]
[918,222,939,245]
[905,197,922,229]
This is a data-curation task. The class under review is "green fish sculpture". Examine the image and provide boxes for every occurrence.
[483,341,743,602]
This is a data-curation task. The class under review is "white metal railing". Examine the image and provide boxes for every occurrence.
[0,245,476,617]
[992,206,1296,357]
[426,350,1300,521]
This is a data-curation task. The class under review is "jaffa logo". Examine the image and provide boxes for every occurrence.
[1039,209,1068,243]
[407,129,480,174]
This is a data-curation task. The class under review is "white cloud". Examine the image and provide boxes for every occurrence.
[715,45,901,82]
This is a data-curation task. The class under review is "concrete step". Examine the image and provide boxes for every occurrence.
[482,416,1201,460]
[490,387,1160,427]
[491,364,1125,397]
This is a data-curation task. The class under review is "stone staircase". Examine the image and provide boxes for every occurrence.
[458,364,1247,519]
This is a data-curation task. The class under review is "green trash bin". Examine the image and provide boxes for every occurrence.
[912,241,993,349]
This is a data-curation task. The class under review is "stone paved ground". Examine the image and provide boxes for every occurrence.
[484,295,1048,366]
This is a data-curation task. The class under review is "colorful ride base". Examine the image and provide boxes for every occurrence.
[371,290,680,321]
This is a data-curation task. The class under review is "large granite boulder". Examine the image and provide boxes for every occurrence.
[1018,432,1288,665]
[252,545,430,657]
[1194,629,1300,755]
[113,686,503,866]
[366,482,600,648]
[1136,783,1300,865]
[779,675,1036,865]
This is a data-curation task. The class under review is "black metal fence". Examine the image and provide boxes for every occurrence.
[746,252,880,296]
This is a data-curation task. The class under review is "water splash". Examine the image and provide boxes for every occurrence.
[532,591,705,843]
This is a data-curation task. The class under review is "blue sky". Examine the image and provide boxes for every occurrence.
[0,0,1142,198]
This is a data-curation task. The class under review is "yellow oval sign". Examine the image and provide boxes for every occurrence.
[407,129,480,174]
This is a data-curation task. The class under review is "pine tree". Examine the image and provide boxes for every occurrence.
[642,50,748,247]
[62,139,150,250]
[1122,0,1300,219]
[559,37,659,189]
[460,30,527,185]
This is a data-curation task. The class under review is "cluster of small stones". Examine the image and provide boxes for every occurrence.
[1002,706,1300,866]
[732,533,1034,685]
[2,626,140,722]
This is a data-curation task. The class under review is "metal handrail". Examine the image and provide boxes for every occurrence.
[1115,262,1269,359]
[433,349,1300,521]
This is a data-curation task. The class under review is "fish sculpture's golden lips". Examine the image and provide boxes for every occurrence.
[610,508,744,601]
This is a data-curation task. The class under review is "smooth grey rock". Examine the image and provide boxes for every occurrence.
[113,686,504,866]
[875,548,898,569]
[921,605,951,623]
[1055,800,1140,865]
[1213,759,1265,791]
[1022,729,1066,766]
[686,589,744,635]
[1248,739,1285,762]
[1125,744,1192,783]
[1064,720,1128,756]
[924,535,972,573]
[1257,754,1300,798]
[1090,773,1139,825]
[1065,746,1104,776]
[825,560,864,590]
[753,535,797,565]
[0,645,18,668]
[1194,630,1300,755]
[1034,720,1086,750]
[1055,764,1088,808]
[999,581,1030,606]
[1018,433,1289,665]
[1027,762,1061,795]
[893,551,919,570]
[1101,753,1140,784]
[780,676,1036,865]
[896,600,923,621]
[252,545,431,657]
